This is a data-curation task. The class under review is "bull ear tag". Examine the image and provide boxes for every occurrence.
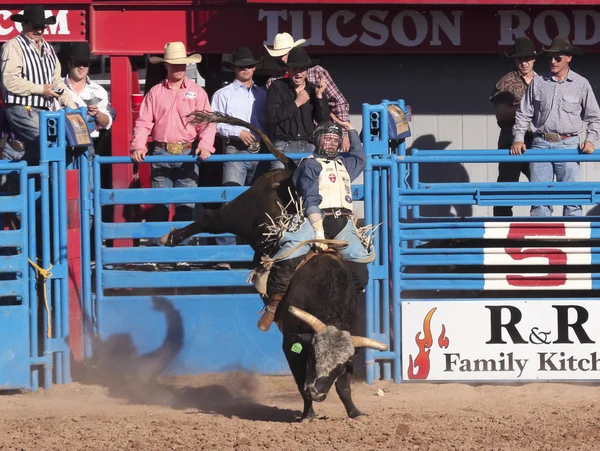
[291,343,303,354]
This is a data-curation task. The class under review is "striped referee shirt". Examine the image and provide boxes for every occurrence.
[1,33,74,109]
[513,69,600,144]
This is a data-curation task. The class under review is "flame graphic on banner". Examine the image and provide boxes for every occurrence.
[407,307,436,380]
[438,324,450,348]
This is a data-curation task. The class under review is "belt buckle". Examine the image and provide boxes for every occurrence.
[333,209,341,218]
[248,141,261,154]
[544,133,560,142]
[166,143,183,155]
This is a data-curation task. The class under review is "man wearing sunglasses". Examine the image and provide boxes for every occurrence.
[62,42,113,139]
[511,36,600,217]
[0,5,75,180]
[210,47,267,267]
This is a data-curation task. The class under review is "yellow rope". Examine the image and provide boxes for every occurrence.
[28,259,52,339]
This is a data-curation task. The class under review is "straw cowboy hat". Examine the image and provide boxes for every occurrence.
[264,32,306,57]
[540,36,583,56]
[10,4,56,27]
[149,42,202,65]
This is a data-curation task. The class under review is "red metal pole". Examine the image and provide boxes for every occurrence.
[109,56,134,248]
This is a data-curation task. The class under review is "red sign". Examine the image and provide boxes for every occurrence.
[190,5,600,54]
[0,8,87,42]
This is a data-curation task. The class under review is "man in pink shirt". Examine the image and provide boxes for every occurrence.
[130,42,215,266]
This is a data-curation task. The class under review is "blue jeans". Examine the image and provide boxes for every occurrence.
[530,136,581,217]
[1,105,41,164]
[148,144,199,223]
[216,144,259,245]
[270,140,315,171]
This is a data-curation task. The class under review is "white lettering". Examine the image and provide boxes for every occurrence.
[307,11,325,46]
[430,11,462,46]
[258,9,288,46]
[46,10,69,35]
[573,10,600,45]
[326,10,357,47]
[498,10,531,45]
[0,10,13,36]
[391,11,427,47]
[533,10,570,46]
[360,10,389,47]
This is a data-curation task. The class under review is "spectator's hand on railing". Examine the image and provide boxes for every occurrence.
[196,147,212,160]
[130,148,148,163]
[581,141,595,154]
[510,142,526,155]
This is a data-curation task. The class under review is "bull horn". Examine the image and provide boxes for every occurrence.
[288,306,327,333]
[351,336,389,351]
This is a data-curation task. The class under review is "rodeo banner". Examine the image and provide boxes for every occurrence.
[402,300,600,381]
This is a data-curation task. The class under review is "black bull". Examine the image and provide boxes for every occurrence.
[159,168,388,420]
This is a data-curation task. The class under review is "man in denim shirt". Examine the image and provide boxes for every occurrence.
[211,47,267,251]
[512,36,600,217]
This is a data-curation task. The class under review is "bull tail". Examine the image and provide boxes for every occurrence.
[187,111,297,172]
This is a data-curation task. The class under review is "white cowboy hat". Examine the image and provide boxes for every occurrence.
[264,32,306,57]
[149,41,202,65]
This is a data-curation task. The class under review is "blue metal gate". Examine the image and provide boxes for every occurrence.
[0,111,71,391]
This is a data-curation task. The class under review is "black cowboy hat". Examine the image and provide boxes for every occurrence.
[284,46,319,68]
[69,42,92,63]
[540,36,583,56]
[231,47,262,67]
[10,5,56,27]
[504,37,537,58]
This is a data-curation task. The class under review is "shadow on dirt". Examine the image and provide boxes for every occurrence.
[72,296,301,423]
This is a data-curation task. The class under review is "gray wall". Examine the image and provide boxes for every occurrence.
[323,54,600,217]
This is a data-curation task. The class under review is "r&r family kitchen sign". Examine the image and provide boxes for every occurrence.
[402,300,600,381]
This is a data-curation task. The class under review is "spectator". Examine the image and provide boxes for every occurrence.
[0,5,75,173]
[511,36,600,217]
[266,46,329,171]
[265,33,351,151]
[490,37,536,216]
[211,47,267,261]
[130,41,216,269]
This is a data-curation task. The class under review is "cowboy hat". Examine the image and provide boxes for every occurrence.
[69,42,91,63]
[264,32,306,57]
[540,36,582,56]
[284,46,319,68]
[223,47,263,69]
[149,42,202,65]
[504,37,536,58]
[10,5,56,27]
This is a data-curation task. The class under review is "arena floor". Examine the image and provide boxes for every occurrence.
[1,372,599,450]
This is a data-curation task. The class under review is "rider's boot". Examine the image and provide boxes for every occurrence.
[257,293,285,332]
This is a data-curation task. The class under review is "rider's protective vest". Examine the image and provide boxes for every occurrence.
[312,156,353,211]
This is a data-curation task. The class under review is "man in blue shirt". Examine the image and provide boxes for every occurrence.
[211,47,267,252]
[257,114,374,331]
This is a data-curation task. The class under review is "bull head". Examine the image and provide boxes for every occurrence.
[288,306,389,351]
[288,306,388,402]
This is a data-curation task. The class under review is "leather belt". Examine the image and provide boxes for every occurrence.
[154,141,193,155]
[537,132,576,142]
[322,208,353,218]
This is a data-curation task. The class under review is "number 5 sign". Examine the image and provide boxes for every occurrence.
[483,222,592,290]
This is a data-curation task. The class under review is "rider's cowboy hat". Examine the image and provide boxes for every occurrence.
[283,46,319,68]
[10,5,56,27]
[540,36,583,56]
[264,32,306,58]
[504,37,536,58]
[149,42,202,65]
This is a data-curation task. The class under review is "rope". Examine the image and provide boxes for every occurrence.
[28,258,52,339]
[259,239,348,271]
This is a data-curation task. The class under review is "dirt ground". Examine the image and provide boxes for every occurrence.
[1,372,600,451]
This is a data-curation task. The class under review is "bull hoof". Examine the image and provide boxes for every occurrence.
[300,416,316,423]
[352,413,369,422]
[159,229,177,247]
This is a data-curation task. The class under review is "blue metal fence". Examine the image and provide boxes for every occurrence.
[0,111,72,391]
